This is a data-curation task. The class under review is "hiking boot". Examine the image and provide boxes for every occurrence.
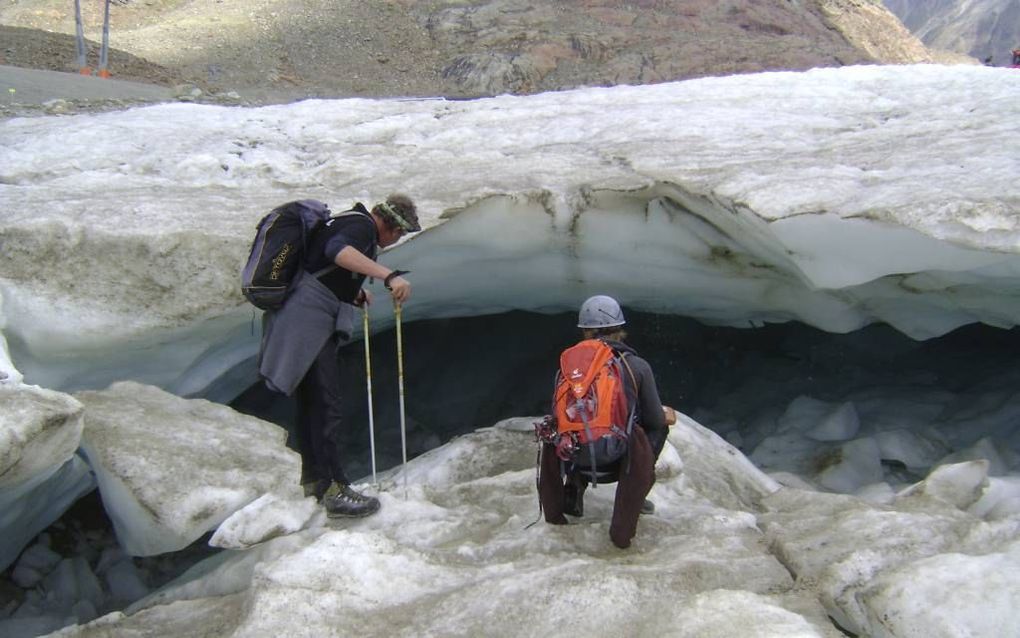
[324,484,381,518]
[641,499,655,515]
[563,480,587,517]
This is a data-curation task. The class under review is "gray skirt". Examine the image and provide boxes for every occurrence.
[257,273,355,396]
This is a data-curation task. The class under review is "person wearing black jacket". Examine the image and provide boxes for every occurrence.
[538,295,673,548]
[258,194,420,518]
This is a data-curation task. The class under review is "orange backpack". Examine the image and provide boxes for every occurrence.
[550,339,637,477]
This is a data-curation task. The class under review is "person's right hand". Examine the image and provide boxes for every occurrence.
[387,276,411,304]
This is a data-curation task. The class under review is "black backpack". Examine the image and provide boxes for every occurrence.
[240,199,332,310]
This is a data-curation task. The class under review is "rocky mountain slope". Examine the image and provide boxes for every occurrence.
[882,0,1020,67]
[0,0,972,102]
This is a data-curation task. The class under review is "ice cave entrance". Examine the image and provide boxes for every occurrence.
[232,311,1020,488]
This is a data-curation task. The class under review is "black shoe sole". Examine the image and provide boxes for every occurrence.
[325,499,381,519]
[326,505,380,519]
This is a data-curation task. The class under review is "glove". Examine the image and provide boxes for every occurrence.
[555,435,576,461]
[534,415,557,442]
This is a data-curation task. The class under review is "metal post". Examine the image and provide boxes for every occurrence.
[99,0,111,78]
[74,0,90,75]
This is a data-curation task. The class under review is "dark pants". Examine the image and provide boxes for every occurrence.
[539,426,657,549]
[295,334,349,486]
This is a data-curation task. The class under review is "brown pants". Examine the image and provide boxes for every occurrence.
[538,427,656,549]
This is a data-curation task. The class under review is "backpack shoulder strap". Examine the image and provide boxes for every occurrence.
[329,203,374,228]
[311,206,378,278]
[329,206,378,257]
[617,351,638,390]
[295,199,330,214]
[615,351,640,435]
[329,208,372,221]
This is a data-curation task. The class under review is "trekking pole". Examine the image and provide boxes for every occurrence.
[363,308,378,486]
[395,302,409,497]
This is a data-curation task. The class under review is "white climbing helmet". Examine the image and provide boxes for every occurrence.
[577,295,626,329]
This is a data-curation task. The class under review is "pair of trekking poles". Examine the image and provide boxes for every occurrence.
[362,304,409,495]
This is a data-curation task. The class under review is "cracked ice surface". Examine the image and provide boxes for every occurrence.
[45,417,1020,638]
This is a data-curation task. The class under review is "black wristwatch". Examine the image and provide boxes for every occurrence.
[384,270,410,290]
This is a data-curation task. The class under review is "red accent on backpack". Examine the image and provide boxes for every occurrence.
[553,339,629,444]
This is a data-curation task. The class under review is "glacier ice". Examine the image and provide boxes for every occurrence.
[1,64,1019,637]
[1,65,1018,395]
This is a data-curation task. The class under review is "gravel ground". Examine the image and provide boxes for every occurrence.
[1,0,444,105]
[0,0,967,117]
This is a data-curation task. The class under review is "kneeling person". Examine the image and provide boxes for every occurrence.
[537,295,672,548]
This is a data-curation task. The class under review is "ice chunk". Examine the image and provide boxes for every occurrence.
[1,384,83,489]
[0,292,24,386]
[11,542,62,589]
[856,541,1020,638]
[898,460,990,510]
[103,557,151,605]
[777,396,837,433]
[854,482,895,506]
[936,436,1011,476]
[74,382,301,556]
[0,455,95,574]
[750,431,820,475]
[0,384,94,571]
[210,492,319,550]
[816,437,883,493]
[70,599,98,624]
[873,428,948,471]
[41,557,104,620]
[967,475,1020,521]
[805,401,859,442]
